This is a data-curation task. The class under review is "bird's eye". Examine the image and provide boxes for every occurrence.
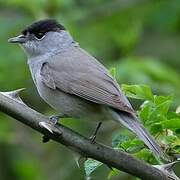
[34,32,45,40]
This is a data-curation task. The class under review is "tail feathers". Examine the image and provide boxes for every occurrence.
[115,110,171,163]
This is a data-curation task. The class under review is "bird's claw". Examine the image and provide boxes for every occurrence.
[49,115,61,124]
[89,135,96,143]
[39,115,63,143]
[39,115,62,133]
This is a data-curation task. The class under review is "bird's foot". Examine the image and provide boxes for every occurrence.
[49,115,62,124]
[89,122,102,143]
[39,115,63,143]
[154,161,180,180]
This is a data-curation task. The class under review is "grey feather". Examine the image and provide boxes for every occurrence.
[40,62,56,89]
[114,110,171,162]
[40,47,134,114]
[23,27,170,162]
[39,46,171,162]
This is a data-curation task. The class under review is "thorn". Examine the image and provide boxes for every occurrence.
[72,151,87,168]
[154,161,177,171]
[154,161,179,180]
[39,121,63,134]
[39,121,53,133]
[39,121,63,143]
[0,88,26,104]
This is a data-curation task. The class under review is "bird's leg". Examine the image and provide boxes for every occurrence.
[40,114,68,143]
[89,122,102,143]
[48,113,70,124]
[49,114,62,124]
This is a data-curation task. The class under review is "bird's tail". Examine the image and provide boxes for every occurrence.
[113,110,171,163]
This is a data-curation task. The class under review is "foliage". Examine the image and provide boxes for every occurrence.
[84,84,180,179]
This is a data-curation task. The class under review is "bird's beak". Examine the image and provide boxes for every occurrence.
[8,34,27,44]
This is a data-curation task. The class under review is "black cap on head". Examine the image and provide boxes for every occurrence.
[22,19,65,35]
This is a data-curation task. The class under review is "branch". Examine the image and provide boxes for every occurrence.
[0,91,168,180]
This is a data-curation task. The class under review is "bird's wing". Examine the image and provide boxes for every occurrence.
[40,47,135,114]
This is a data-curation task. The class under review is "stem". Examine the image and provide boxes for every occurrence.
[0,92,168,180]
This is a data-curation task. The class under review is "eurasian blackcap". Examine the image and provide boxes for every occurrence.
[8,19,170,162]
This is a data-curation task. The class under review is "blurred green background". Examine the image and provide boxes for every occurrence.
[0,0,180,179]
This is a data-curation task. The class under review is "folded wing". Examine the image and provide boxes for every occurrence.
[40,47,134,114]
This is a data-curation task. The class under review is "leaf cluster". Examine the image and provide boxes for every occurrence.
[84,84,180,179]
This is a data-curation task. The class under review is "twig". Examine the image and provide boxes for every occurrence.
[0,91,168,180]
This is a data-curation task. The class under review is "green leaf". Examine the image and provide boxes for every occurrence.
[154,95,173,106]
[163,135,178,144]
[139,101,153,123]
[163,136,180,154]
[109,67,116,79]
[147,115,167,132]
[121,84,153,100]
[149,123,163,134]
[146,95,173,125]
[160,118,180,129]
[134,149,157,163]
[120,139,144,153]
[171,139,180,153]
[152,95,173,116]
[112,134,129,148]
[150,102,171,119]
[84,159,103,177]
[175,129,180,134]
[108,168,120,179]
[167,112,180,119]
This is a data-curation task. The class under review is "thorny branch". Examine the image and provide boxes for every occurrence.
[0,90,176,180]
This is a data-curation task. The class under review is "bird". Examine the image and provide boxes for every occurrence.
[8,19,171,163]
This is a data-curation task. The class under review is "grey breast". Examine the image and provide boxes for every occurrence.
[28,53,106,120]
